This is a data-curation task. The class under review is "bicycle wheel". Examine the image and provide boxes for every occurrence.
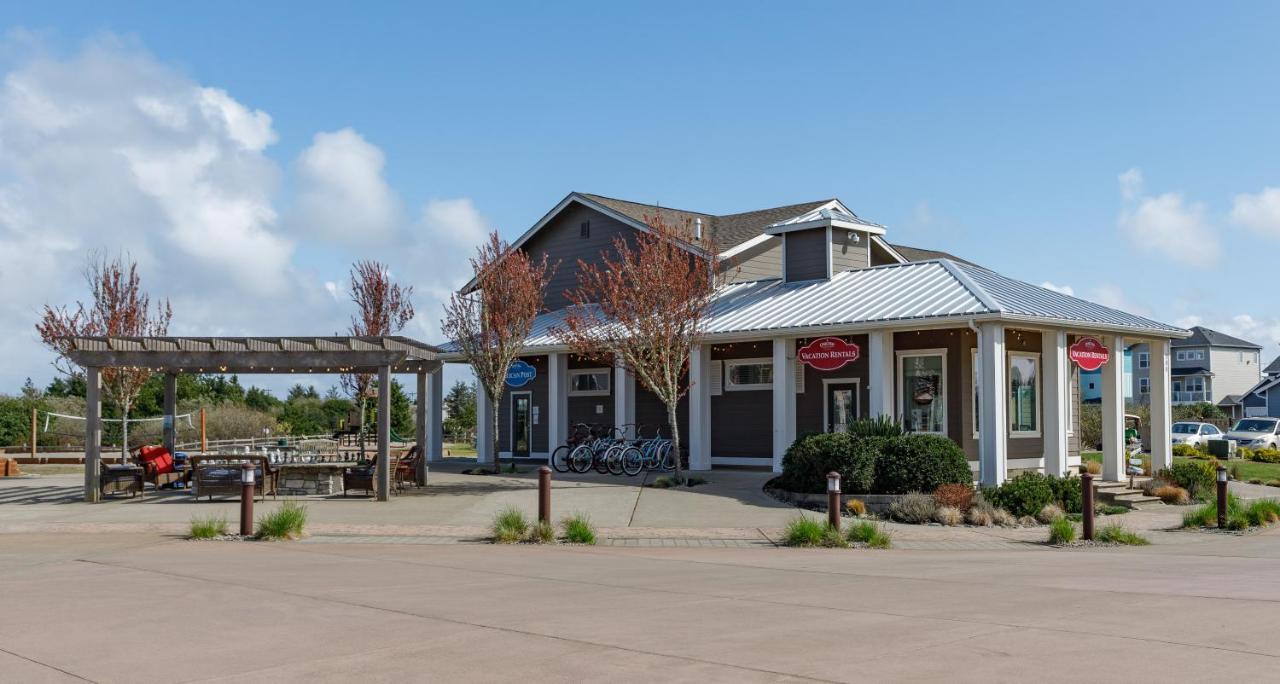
[569,444,594,473]
[658,442,676,471]
[594,446,613,474]
[605,445,625,475]
[620,446,644,476]
[550,445,572,473]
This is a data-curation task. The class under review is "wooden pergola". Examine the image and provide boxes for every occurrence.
[66,336,444,503]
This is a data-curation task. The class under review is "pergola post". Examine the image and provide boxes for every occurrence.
[84,366,102,503]
[1150,338,1174,473]
[416,371,428,482]
[1101,335,1126,482]
[377,364,391,501]
[427,367,443,463]
[163,372,178,456]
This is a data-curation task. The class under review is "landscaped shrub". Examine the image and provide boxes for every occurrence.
[189,515,228,539]
[1183,493,1242,528]
[783,517,846,547]
[933,483,974,511]
[933,506,964,526]
[888,491,937,523]
[1237,447,1254,461]
[1048,516,1075,544]
[1152,485,1190,505]
[1248,448,1280,464]
[1084,460,1102,475]
[1230,462,1243,481]
[1098,504,1129,516]
[991,508,1016,527]
[776,432,880,494]
[1172,443,1199,459]
[256,501,307,540]
[984,472,1056,518]
[493,506,529,543]
[873,434,972,494]
[1036,503,1065,524]
[1268,480,1280,488]
[1165,460,1217,498]
[529,520,556,544]
[1140,476,1172,497]
[845,521,892,548]
[1018,515,1040,527]
[844,498,867,517]
[561,513,597,544]
[1096,524,1150,545]
[967,507,994,526]
[845,416,906,438]
[1244,499,1280,526]
[1049,475,1083,514]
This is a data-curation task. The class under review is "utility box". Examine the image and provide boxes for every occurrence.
[1206,439,1235,460]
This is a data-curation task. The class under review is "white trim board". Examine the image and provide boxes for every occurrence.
[821,377,862,433]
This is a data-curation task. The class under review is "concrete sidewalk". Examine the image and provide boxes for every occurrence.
[2,529,1279,682]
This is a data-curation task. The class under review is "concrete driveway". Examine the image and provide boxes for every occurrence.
[2,528,1279,682]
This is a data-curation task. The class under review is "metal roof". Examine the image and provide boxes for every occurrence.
[439,259,1187,355]
[65,336,441,373]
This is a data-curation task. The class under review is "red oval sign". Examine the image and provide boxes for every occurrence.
[1069,336,1110,371]
[798,337,861,371]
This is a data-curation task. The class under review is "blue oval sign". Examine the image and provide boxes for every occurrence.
[505,360,537,387]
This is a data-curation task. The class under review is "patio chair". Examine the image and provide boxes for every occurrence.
[342,453,402,497]
[99,461,144,498]
[397,446,423,489]
[129,444,190,492]
[189,454,277,502]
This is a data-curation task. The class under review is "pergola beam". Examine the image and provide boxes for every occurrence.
[65,350,438,374]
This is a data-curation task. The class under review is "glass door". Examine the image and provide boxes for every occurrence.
[511,392,531,458]
[826,382,860,433]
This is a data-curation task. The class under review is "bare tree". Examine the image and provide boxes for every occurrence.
[340,260,415,458]
[442,232,553,474]
[553,213,723,484]
[36,252,173,457]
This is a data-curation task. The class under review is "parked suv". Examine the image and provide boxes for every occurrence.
[1171,421,1222,447]
[1225,418,1280,449]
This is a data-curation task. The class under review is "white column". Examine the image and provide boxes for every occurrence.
[772,337,796,473]
[868,330,895,419]
[84,366,101,503]
[1150,338,1173,473]
[376,365,391,501]
[1042,330,1069,477]
[614,358,635,438]
[978,322,1008,487]
[688,344,712,471]
[476,389,494,465]
[547,353,568,458]
[425,367,444,463]
[1101,335,1126,481]
[415,371,427,477]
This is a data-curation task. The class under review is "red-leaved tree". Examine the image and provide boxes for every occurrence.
[36,251,173,457]
[553,213,723,484]
[340,260,415,458]
[442,232,553,473]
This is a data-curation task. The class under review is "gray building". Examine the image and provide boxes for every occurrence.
[1129,327,1261,413]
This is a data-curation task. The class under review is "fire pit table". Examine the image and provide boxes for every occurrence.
[274,461,357,496]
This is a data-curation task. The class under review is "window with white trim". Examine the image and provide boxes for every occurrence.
[568,369,610,396]
[1139,377,1149,394]
[1138,352,1149,369]
[1008,352,1041,437]
[899,350,946,435]
[724,358,773,391]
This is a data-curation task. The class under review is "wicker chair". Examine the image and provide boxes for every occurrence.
[189,455,276,502]
[128,444,189,491]
[397,446,424,489]
[343,454,402,497]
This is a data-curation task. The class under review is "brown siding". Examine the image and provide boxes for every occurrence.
[784,228,829,282]
[870,240,901,266]
[724,238,782,283]
[567,355,613,430]
[795,334,870,435]
[710,341,773,457]
[521,202,639,311]
[635,382,689,443]
[497,355,549,455]
[831,232,869,272]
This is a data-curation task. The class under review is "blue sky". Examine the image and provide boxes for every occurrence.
[2,1,1280,396]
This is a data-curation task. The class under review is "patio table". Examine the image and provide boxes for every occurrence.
[274,462,357,496]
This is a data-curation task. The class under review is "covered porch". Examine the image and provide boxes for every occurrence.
[64,336,445,503]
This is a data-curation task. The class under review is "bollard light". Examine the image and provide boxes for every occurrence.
[826,471,841,531]
[240,462,255,537]
[1217,467,1228,483]
[242,464,255,485]
[827,471,841,493]
[1216,465,1228,529]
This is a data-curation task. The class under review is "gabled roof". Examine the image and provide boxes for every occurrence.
[581,193,835,250]
[888,243,977,267]
[1173,326,1262,349]
[1264,356,1280,375]
[438,259,1187,354]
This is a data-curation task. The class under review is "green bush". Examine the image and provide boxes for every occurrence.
[845,416,905,438]
[492,506,529,543]
[873,434,972,494]
[776,432,880,494]
[256,501,307,540]
[561,513,596,544]
[1248,448,1280,464]
[1165,460,1217,498]
[984,472,1056,518]
[1048,517,1075,544]
[1183,493,1243,528]
[1096,524,1150,545]
[529,520,556,544]
[1244,499,1280,527]
[1172,443,1199,459]
[845,521,892,548]
[1049,475,1083,514]
[888,491,937,524]
[189,515,228,539]
[783,517,846,547]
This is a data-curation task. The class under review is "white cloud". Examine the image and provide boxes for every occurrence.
[1118,167,1144,201]
[1118,192,1217,267]
[1040,281,1074,296]
[292,128,401,244]
[1230,187,1280,238]
[1089,284,1150,317]
[1176,313,1280,353]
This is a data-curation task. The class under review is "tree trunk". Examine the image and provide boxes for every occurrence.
[490,389,502,474]
[666,400,683,485]
[120,404,130,462]
[358,397,367,459]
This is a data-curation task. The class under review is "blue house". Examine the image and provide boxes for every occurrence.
[1080,348,1133,403]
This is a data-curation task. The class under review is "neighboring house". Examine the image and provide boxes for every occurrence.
[438,191,1188,484]
[1080,349,1133,403]
[1239,353,1280,418]
[1130,327,1262,412]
